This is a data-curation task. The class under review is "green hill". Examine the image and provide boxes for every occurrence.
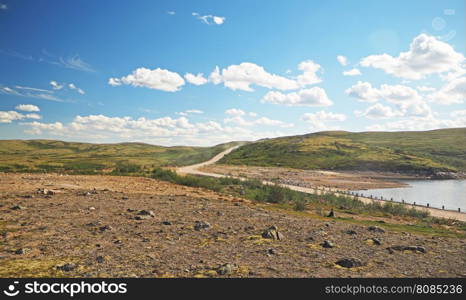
[0,140,240,174]
[219,128,466,175]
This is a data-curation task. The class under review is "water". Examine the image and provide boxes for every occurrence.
[352,179,466,211]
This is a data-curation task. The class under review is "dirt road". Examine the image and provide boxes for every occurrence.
[177,147,466,222]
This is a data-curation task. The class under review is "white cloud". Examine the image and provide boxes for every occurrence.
[416,85,436,92]
[167,11,175,15]
[68,83,85,95]
[15,104,40,112]
[176,109,204,116]
[0,110,41,123]
[50,80,63,90]
[192,12,225,25]
[210,62,299,91]
[428,76,466,104]
[57,55,95,72]
[343,68,362,76]
[451,109,466,118]
[184,73,208,86]
[360,33,465,80]
[367,115,466,131]
[337,55,348,66]
[1,86,64,102]
[296,60,322,86]
[301,110,346,130]
[0,4,7,10]
[225,108,246,116]
[108,67,185,92]
[345,81,380,102]
[0,111,24,123]
[355,103,401,119]
[20,113,294,146]
[261,87,333,107]
[224,109,293,128]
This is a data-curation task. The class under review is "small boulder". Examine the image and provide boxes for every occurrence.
[345,230,357,235]
[98,225,113,232]
[217,263,234,275]
[388,245,426,253]
[14,248,30,255]
[262,225,284,240]
[327,209,335,218]
[162,221,172,225]
[56,263,76,272]
[336,258,364,268]
[137,210,155,217]
[321,240,335,248]
[194,221,211,231]
[368,226,385,233]
[11,205,25,210]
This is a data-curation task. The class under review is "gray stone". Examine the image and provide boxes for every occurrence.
[336,258,364,268]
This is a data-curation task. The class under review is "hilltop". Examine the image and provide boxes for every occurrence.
[219,128,466,176]
[0,139,241,174]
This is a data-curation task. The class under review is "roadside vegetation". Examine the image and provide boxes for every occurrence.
[152,168,466,237]
[0,140,241,174]
[219,128,466,174]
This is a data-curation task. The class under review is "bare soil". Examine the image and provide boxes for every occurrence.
[0,173,465,278]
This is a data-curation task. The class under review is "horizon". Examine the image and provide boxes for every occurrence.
[1,0,465,146]
[0,126,465,148]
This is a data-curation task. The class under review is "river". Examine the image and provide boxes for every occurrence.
[352,179,466,212]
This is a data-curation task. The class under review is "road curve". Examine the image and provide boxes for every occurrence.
[176,146,466,221]
[176,145,241,177]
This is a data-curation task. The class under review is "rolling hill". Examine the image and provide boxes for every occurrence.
[219,128,466,175]
[0,139,240,174]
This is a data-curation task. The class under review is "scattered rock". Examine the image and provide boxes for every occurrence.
[194,221,211,231]
[121,196,129,200]
[88,206,96,210]
[37,188,56,195]
[96,256,105,263]
[368,226,385,233]
[321,240,334,248]
[99,225,113,232]
[162,221,172,225]
[336,258,364,268]
[345,230,357,235]
[137,210,155,217]
[56,263,76,272]
[135,215,151,220]
[371,238,382,245]
[11,205,25,210]
[388,245,426,253]
[127,208,137,212]
[327,209,335,218]
[267,248,277,255]
[14,248,30,255]
[217,263,234,275]
[262,225,284,240]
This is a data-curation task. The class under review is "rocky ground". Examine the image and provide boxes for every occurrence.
[0,173,465,278]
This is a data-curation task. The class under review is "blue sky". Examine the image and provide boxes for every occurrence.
[0,0,465,146]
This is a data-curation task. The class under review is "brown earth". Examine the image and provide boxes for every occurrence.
[0,173,465,278]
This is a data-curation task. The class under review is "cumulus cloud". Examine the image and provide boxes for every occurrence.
[209,62,300,91]
[223,108,293,128]
[184,73,208,86]
[337,55,348,66]
[345,81,379,102]
[347,82,432,118]
[428,76,466,104]
[355,103,401,119]
[175,109,204,116]
[296,60,322,86]
[342,68,362,76]
[416,85,436,92]
[367,115,466,131]
[0,110,41,123]
[301,110,346,130]
[360,33,466,80]
[15,104,40,112]
[108,67,185,92]
[261,87,333,107]
[19,114,294,146]
[192,12,225,25]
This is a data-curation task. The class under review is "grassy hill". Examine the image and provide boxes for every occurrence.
[219,128,466,174]
[0,140,240,175]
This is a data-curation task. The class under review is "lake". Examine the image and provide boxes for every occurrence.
[352,179,466,212]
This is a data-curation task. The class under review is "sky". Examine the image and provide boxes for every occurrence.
[0,0,465,146]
